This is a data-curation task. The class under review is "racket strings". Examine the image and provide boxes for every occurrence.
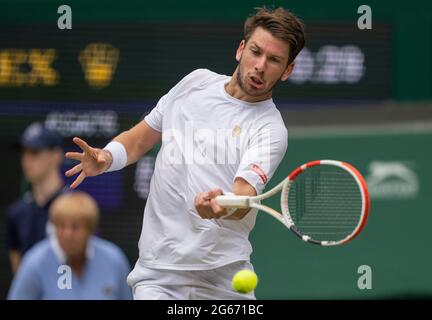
[287,165,362,241]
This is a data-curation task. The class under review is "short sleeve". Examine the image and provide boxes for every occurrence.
[235,124,288,195]
[144,68,214,132]
[144,93,169,132]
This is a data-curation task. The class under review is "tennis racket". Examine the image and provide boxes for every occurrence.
[216,160,370,246]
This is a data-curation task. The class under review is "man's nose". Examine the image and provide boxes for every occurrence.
[254,56,266,73]
[62,228,74,238]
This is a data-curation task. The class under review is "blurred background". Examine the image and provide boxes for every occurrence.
[0,0,431,299]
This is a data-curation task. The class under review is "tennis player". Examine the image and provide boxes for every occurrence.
[65,7,305,299]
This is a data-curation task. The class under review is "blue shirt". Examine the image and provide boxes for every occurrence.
[7,236,133,300]
[6,186,68,254]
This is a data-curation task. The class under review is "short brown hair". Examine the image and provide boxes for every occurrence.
[244,7,305,65]
[49,191,100,232]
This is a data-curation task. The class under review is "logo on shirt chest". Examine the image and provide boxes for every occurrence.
[232,125,242,137]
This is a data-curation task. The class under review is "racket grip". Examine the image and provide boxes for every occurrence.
[215,195,252,208]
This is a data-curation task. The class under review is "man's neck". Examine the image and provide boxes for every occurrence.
[32,171,63,207]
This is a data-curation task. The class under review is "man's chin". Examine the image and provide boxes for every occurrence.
[237,75,270,98]
[244,86,268,98]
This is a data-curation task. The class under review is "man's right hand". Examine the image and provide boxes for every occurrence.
[65,137,113,189]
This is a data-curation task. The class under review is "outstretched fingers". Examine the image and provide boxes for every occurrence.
[65,152,84,162]
[65,163,83,177]
[73,137,92,153]
[70,171,86,189]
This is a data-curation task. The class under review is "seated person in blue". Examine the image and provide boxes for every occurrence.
[8,191,132,300]
[6,122,67,274]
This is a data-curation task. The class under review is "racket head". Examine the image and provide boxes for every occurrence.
[282,160,370,246]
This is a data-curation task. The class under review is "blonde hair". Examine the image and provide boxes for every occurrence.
[49,191,100,231]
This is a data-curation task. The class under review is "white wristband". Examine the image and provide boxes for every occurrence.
[103,141,127,172]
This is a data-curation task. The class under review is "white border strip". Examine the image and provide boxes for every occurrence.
[289,121,432,139]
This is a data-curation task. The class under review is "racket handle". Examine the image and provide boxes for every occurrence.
[215,195,252,208]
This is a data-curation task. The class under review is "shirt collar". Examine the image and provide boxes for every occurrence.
[221,79,274,108]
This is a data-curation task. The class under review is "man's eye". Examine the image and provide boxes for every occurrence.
[270,57,281,63]
[251,49,259,55]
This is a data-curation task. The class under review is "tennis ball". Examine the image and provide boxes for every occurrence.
[232,269,258,293]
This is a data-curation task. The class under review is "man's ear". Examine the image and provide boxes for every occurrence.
[281,62,295,81]
[235,40,246,62]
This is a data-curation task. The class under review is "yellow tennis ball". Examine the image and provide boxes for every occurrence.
[232,269,258,294]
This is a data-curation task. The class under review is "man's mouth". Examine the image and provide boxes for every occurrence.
[249,75,264,88]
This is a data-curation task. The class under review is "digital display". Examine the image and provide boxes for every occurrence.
[0,23,391,101]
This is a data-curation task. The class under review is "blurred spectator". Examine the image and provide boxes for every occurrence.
[5,122,67,273]
[7,191,132,300]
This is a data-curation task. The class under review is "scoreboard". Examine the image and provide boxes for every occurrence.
[0,23,391,101]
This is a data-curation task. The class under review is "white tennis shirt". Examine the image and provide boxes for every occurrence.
[139,69,288,270]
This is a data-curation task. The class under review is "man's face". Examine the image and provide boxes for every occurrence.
[21,147,60,184]
[55,215,91,258]
[235,27,295,99]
